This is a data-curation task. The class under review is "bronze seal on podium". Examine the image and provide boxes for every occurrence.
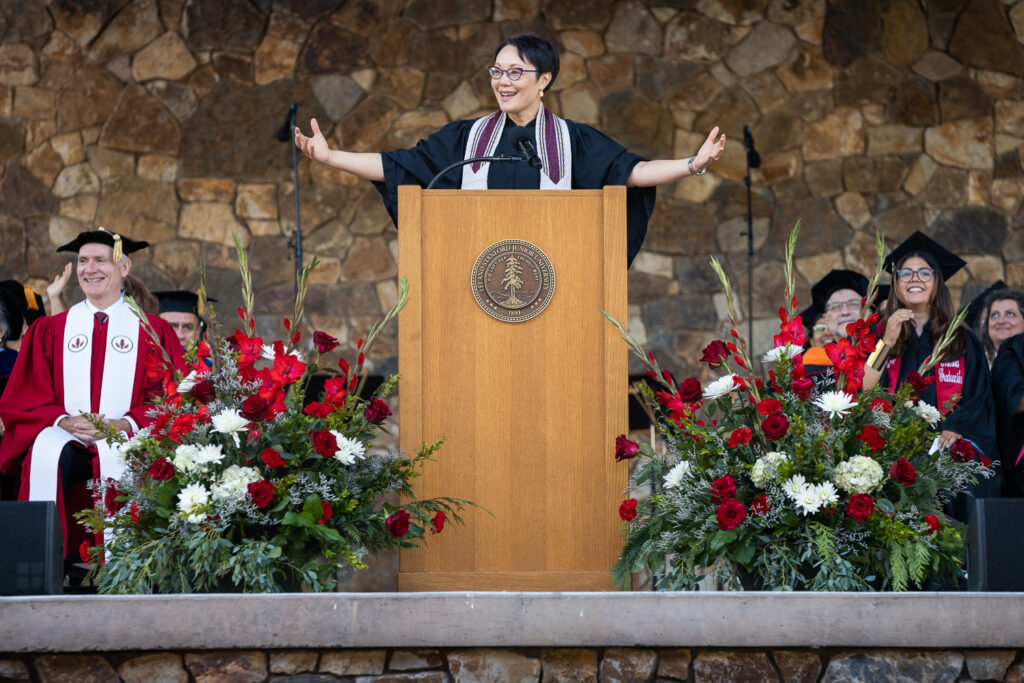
[471,239,555,323]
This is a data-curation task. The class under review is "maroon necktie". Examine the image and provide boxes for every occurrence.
[90,311,109,412]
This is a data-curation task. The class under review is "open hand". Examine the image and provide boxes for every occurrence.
[294,117,331,163]
[47,262,72,300]
[693,126,727,172]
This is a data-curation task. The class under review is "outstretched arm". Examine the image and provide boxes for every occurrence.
[626,127,727,187]
[294,117,385,182]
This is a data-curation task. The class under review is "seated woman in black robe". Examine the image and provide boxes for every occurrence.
[862,231,1000,522]
[294,33,726,267]
[992,332,1024,496]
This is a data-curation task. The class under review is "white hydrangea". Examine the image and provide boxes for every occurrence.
[833,455,884,494]
[663,460,691,489]
[177,482,210,523]
[750,451,789,488]
[703,374,738,400]
[912,400,942,426]
[210,465,261,502]
[763,344,802,364]
[813,390,857,418]
[173,444,201,475]
[212,408,248,447]
[332,431,366,465]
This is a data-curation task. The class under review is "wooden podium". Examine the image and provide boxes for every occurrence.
[396,186,628,591]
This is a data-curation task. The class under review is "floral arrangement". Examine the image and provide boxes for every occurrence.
[79,240,469,593]
[608,225,993,591]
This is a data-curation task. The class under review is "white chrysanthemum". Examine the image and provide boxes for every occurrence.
[703,374,738,400]
[795,484,823,515]
[751,451,790,488]
[331,431,366,465]
[913,400,942,426]
[211,465,261,502]
[813,390,857,418]
[833,455,884,494]
[173,444,201,474]
[663,460,691,489]
[763,343,802,364]
[194,443,225,467]
[177,482,209,523]
[262,344,304,362]
[782,474,806,500]
[815,481,839,506]
[177,370,198,394]
[212,408,248,447]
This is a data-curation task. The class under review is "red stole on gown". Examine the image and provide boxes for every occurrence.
[885,355,966,415]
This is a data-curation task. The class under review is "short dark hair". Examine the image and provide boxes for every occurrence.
[493,33,559,92]
[977,288,1024,361]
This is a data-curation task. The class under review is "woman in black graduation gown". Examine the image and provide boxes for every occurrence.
[862,232,1000,521]
[992,332,1024,496]
[294,33,727,266]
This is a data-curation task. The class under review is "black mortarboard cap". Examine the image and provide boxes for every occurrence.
[0,280,47,341]
[811,269,869,312]
[874,283,891,305]
[56,228,149,259]
[883,230,966,281]
[798,304,824,330]
[154,290,216,317]
[962,280,1007,332]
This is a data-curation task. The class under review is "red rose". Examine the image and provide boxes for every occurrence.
[750,494,771,517]
[888,457,917,486]
[614,434,640,461]
[870,398,893,413]
[304,402,333,418]
[79,540,91,563]
[619,498,638,521]
[906,371,934,396]
[727,427,753,448]
[846,494,874,521]
[678,377,702,402]
[925,514,940,535]
[386,509,411,537]
[949,439,979,463]
[147,457,175,481]
[190,379,216,404]
[260,448,287,469]
[756,397,782,416]
[313,331,340,353]
[247,480,275,509]
[700,340,730,368]
[761,413,789,441]
[364,397,392,425]
[716,498,747,530]
[431,511,446,534]
[318,501,333,525]
[130,500,140,524]
[104,481,125,515]
[240,394,272,421]
[710,473,737,504]
[792,377,813,401]
[857,425,886,451]
[311,428,338,457]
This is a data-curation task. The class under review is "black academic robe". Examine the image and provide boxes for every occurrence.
[880,323,1001,519]
[992,333,1024,497]
[373,116,656,267]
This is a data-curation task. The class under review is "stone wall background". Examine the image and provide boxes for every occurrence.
[2,0,1024,376]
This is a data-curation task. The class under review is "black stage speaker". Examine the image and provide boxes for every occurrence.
[0,501,64,595]
[967,498,1024,591]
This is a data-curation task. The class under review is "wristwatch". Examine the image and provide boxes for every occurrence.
[688,157,707,176]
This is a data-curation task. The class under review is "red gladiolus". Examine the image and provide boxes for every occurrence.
[710,473,737,504]
[774,313,806,348]
[888,457,917,486]
[323,377,347,406]
[318,501,333,525]
[247,480,275,509]
[79,540,91,563]
[614,435,640,461]
[750,495,771,517]
[619,498,638,521]
[260,448,287,469]
[756,397,782,416]
[734,355,746,368]
[857,425,886,451]
[716,498,747,530]
[338,357,350,375]
[925,514,940,535]
[727,427,753,449]
[304,402,333,418]
[761,413,789,441]
[314,331,340,353]
[364,397,392,425]
[270,348,306,386]
[231,329,263,367]
[386,509,411,537]
[846,494,874,521]
[283,318,291,331]
[418,511,440,536]
[700,340,730,368]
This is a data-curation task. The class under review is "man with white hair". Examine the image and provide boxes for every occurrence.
[0,229,185,575]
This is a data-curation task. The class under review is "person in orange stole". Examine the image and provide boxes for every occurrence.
[0,229,186,574]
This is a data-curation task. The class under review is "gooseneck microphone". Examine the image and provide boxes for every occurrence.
[743,125,761,169]
[509,127,543,170]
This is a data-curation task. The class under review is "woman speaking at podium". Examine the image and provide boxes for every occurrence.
[294,33,726,266]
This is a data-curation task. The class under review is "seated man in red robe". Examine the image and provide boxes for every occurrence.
[0,229,186,577]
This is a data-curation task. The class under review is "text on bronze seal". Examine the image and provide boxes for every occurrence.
[471,239,555,323]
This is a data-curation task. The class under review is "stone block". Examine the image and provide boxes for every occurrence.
[925,117,993,170]
[599,648,657,682]
[606,2,661,56]
[693,651,777,683]
[0,43,37,86]
[644,294,716,331]
[772,651,821,683]
[778,43,832,93]
[133,31,198,83]
[270,650,319,675]
[802,107,864,161]
[87,146,135,180]
[152,239,202,283]
[665,11,732,64]
[448,649,539,683]
[540,649,597,682]
[88,0,162,64]
[320,651,387,676]
[835,192,871,229]
[561,30,604,57]
[24,143,62,188]
[965,649,1017,680]
[904,154,937,196]
[340,236,396,281]
[919,167,968,209]
[60,194,98,223]
[843,156,910,194]
[1,163,58,218]
[354,674,447,683]
[657,648,692,680]
[996,99,1024,138]
[119,653,188,683]
[55,66,122,133]
[100,85,181,156]
[0,659,30,680]
[53,162,100,198]
[179,178,237,202]
[34,654,119,682]
[255,36,301,85]
[867,125,922,156]
[96,176,179,236]
[912,51,962,82]
[237,183,278,220]
[820,650,963,683]
[185,652,267,683]
[138,155,178,183]
[179,202,249,247]
[388,650,444,671]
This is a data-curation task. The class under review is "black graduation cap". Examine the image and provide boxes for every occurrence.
[154,290,216,318]
[811,269,869,312]
[0,280,46,341]
[874,283,891,306]
[56,228,149,260]
[798,304,824,330]
[962,280,1007,333]
[883,231,966,281]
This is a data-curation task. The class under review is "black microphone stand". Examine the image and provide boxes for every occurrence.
[741,125,761,350]
[277,102,301,302]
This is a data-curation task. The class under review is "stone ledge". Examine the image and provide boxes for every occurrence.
[2,592,1023,653]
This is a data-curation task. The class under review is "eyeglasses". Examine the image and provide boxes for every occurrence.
[813,324,828,333]
[895,267,935,282]
[487,66,538,81]
[825,299,860,313]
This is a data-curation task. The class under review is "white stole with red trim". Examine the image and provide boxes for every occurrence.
[29,299,139,502]
[461,102,571,190]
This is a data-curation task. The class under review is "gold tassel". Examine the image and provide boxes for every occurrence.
[98,227,123,261]
[23,285,38,310]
